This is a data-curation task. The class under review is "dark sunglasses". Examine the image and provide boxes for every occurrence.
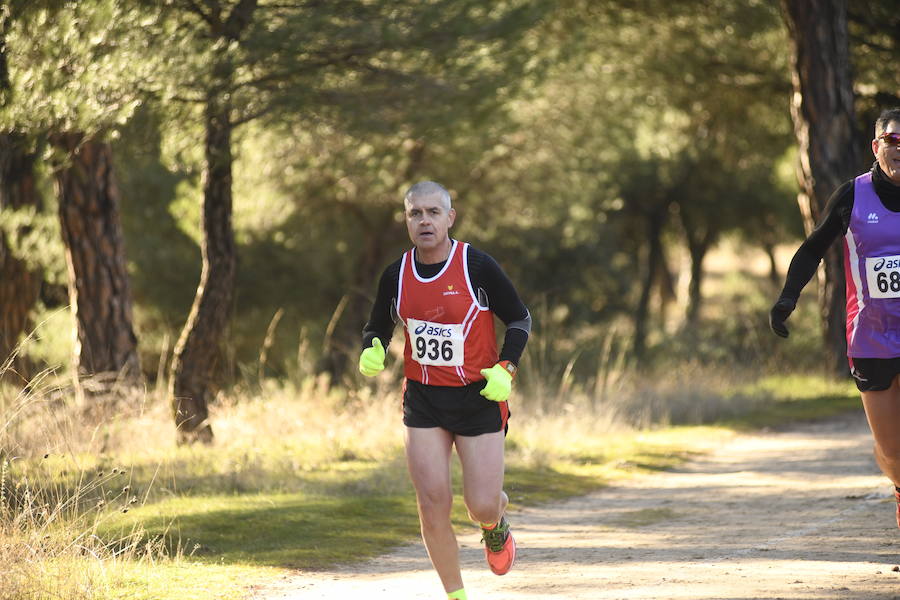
[879,132,900,146]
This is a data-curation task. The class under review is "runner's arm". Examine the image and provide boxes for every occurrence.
[361,260,401,350]
[469,250,531,366]
[777,182,853,303]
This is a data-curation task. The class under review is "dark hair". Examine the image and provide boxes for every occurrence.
[875,107,900,137]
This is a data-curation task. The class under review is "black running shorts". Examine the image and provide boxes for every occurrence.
[403,378,509,436]
[849,357,900,392]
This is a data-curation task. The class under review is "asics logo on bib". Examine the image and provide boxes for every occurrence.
[413,322,453,337]
[873,258,900,272]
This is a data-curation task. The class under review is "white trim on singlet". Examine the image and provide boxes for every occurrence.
[396,251,408,322]
[462,243,490,312]
[455,279,483,386]
[455,364,470,385]
[461,302,480,338]
[411,240,459,283]
[845,227,866,349]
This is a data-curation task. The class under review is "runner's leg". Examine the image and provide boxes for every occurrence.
[860,375,900,485]
[455,430,507,524]
[456,430,516,575]
[405,426,462,593]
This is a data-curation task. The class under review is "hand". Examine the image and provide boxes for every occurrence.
[479,362,514,402]
[769,297,796,338]
[359,338,386,377]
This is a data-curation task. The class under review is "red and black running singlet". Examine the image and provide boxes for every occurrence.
[397,240,498,386]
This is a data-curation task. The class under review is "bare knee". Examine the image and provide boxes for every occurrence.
[465,495,502,525]
[417,490,452,529]
[875,441,900,465]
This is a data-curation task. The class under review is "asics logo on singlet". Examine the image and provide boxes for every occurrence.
[868,212,879,224]
[413,323,453,337]
[873,258,900,271]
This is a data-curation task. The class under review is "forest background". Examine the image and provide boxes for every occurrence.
[0,1,899,597]
[5,0,898,423]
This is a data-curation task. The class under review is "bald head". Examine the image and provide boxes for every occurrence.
[404,181,452,210]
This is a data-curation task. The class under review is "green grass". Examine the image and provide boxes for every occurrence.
[104,491,422,568]
[1,372,862,600]
[726,374,860,429]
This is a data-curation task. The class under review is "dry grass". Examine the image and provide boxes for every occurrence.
[0,364,173,600]
[0,340,855,599]
[0,448,168,600]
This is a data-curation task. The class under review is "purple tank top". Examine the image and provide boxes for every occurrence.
[843,172,900,358]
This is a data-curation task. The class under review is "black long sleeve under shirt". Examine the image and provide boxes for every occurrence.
[779,163,900,302]
[362,243,530,366]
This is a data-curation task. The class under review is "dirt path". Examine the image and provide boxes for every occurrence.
[248,410,900,599]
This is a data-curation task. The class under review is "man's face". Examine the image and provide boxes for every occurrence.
[873,120,900,185]
[405,193,456,254]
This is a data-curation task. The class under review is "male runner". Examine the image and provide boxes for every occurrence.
[770,107,900,527]
[359,181,531,600]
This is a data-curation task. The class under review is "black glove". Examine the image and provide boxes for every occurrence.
[769,297,796,338]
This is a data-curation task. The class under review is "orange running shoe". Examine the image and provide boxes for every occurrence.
[481,516,516,575]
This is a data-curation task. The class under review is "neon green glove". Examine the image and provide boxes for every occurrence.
[479,361,516,402]
[359,338,386,377]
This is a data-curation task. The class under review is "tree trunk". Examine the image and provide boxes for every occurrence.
[633,209,668,361]
[52,133,141,391]
[0,22,41,382]
[168,95,236,445]
[762,241,780,288]
[679,206,716,328]
[781,0,861,378]
[685,236,712,327]
[0,133,41,381]
[165,0,258,444]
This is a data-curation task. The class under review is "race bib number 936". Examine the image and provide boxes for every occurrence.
[866,254,900,299]
[407,318,464,367]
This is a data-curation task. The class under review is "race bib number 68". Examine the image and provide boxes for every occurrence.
[866,254,900,299]
[407,318,464,367]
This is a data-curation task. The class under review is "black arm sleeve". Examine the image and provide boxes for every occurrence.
[778,181,853,302]
[467,249,531,366]
[361,260,401,351]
